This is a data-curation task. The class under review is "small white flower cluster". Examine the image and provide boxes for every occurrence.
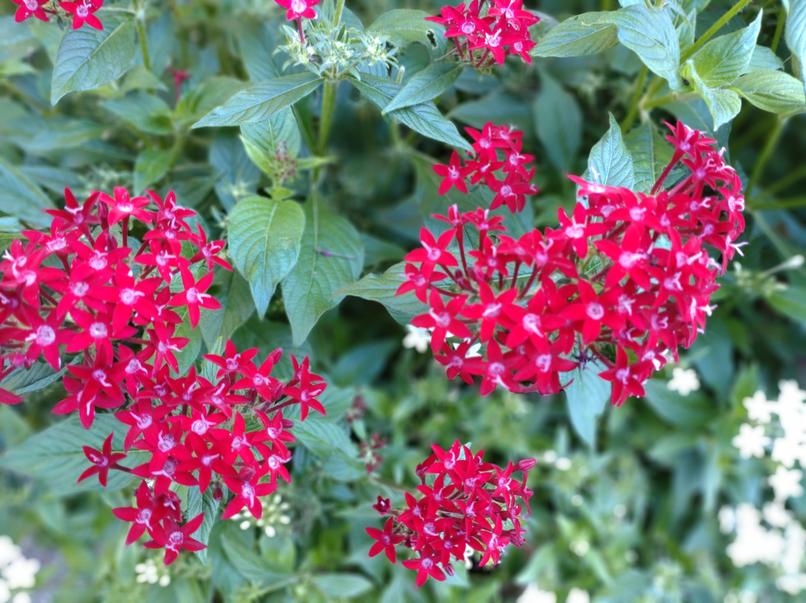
[667,366,701,396]
[518,585,590,603]
[403,325,431,353]
[135,558,171,588]
[230,494,291,538]
[0,536,40,603]
[722,380,806,594]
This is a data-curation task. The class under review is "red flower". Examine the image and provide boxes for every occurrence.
[98,187,152,225]
[275,0,319,21]
[77,433,126,487]
[60,0,104,30]
[145,514,206,565]
[367,518,404,563]
[11,0,49,23]
[169,268,220,327]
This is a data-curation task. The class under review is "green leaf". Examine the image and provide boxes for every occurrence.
[563,361,611,448]
[51,18,137,105]
[209,136,261,210]
[350,74,472,152]
[785,0,806,94]
[586,114,635,188]
[613,5,681,90]
[0,362,64,397]
[199,271,255,349]
[367,9,445,49]
[101,92,173,135]
[133,148,172,193]
[383,64,461,114]
[340,262,423,326]
[220,531,293,587]
[239,110,302,177]
[690,11,762,87]
[533,11,618,57]
[749,45,784,72]
[282,197,365,345]
[193,72,323,128]
[227,195,306,317]
[534,73,582,172]
[293,415,358,460]
[624,122,674,193]
[238,22,283,81]
[731,70,806,115]
[0,414,140,494]
[768,285,806,325]
[312,574,373,599]
[185,488,220,564]
[684,62,742,130]
[0,156,54,228]
[643,380,715,428]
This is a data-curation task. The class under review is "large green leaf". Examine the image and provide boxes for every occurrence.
[0,156,54,228]
[382,63,462,114]
[690,11,762,87]
[367,9,445,50]
[612,5,681,89]
[51,18,137,104]
[785,0,806,94]
[312,574,373,599]
[339,262,423,326]
[624,122,674,193]
[533,11,618,57]
[133,148,172,193]
[586,114,635,188]
[534,73,582,172]
[731,70,806,115]
[282,197,364,344]
[685,62,742,130]
[199,271,256,349]
[563,361,611,449]
[227,195,306,317]
[0,362,64,397]
[193,72,323,128]
[101,92,174,135]
[350,74,472,152]
[185,487,220,564]
[209,135,261,210]
[220,531,294,587]
[239,110,302,177]
[0,414,140,494]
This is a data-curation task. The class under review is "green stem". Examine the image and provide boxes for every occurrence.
[747,117,786,197]
[135,0,152,72]
[680,0,753,63]
[771,6,786,53]
[333,0,345,26]
[621,66,648,132]
[601,0,614,10]
[316,81,338,155]
[765,163,806,195]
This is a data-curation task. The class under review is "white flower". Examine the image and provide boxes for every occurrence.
[1,558,39,590]
[771,433,803,468]
[402,325,431,353]
[517,584,557,603]
[732,423,769,459]
[0,538,20,568]
[667,367,700,395]
[743,391,775,424]
[0,580,9,603]
[769,467,803,501]
[12,594,31,603]
[570,540,590,556]
[566,588,590,603]
[763,502,793,528]
[555,457,572,471]
[718,506,735,534]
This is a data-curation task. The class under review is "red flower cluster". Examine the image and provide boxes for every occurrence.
[427,0,539,66]
[0,188,328,564]
[398,122,746,405]
[434,121,539,213]
[367,441,534,586]
[274,0,319,21]
[9,0,103,30]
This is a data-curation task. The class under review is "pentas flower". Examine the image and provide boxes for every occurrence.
[275,0,319,21]
[399,121,746,406]
[426,0,539,68]
[433,122,539,213]
[367,441,534,586]
[8,0,105,30]
[59,0,103,30]
[10,0,49,23]
[0,188,329,565]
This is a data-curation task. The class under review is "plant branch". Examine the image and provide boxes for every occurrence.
[747,117,786,197]
[135,0,152,72]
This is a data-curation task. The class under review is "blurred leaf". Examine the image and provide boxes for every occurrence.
[535,73,582,172]
[785,0,806,94]
[133,148,172,193]
[0,156,54,228]
[227,195,306,317]
[613,5,681,89]
[101,92,173,135]
[383,63,461,114]
[209,135,261,210]
[690,11,762,87]
[533,11,618,57]
[350,74,472,152]
[340,262,423,326]
[643,380,715,428]
[586,113,635,188]
[767,285,806,326]
[0,414,140,494]
[193,73,323,128]
[199,271,255,349]
[282,196,364,345]
[731,70,806,115]
[220,531,294,586]
[312,573,373,598]
[563,360,611,448]
[51,17,137,104]
[367,9,445,50]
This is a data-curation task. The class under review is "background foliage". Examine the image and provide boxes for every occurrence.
[0,0,804,601]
